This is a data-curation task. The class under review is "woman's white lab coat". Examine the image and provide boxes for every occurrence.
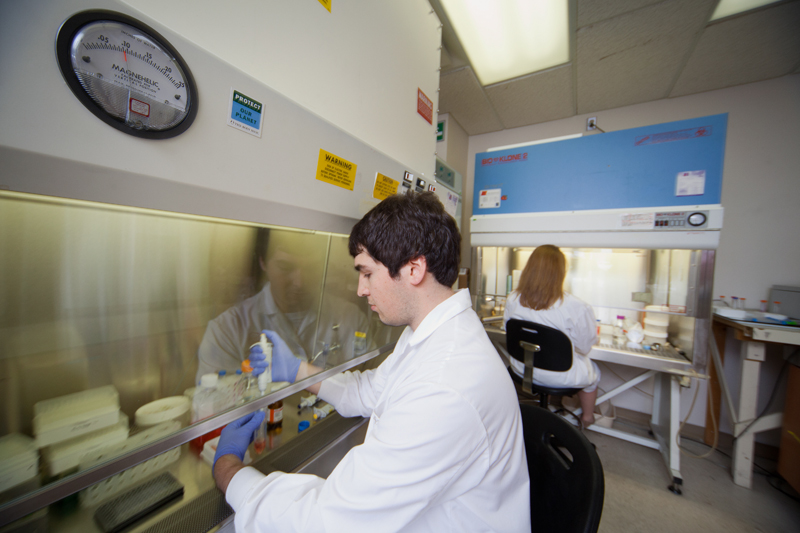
[503,291,600,390]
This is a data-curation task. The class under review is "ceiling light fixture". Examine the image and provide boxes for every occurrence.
[487,133,582,153]
[710,0,780,21]
[439,0,569,86]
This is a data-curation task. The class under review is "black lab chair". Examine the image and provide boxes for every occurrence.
[520,403,605,533]
[505,319,582,410]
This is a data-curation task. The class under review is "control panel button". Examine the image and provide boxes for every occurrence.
[688,212,707,226]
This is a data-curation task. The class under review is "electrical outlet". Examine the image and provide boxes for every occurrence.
[587,117,597,131]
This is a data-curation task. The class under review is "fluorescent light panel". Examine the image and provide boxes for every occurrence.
[710,0,780,20]
[487,133,582,152]
[440,0,569,86]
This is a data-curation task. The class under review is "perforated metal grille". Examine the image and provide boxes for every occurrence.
[140,489,232,533]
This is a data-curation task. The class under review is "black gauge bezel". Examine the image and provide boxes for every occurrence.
[55,10,198,139]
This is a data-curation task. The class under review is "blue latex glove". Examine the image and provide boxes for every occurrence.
[249,330,302,383]
[213,411,265,474]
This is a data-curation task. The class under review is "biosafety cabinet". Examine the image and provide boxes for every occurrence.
[470,113,727,492]
[0,0,441,530]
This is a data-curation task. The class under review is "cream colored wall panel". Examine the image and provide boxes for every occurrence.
[486,65,575,129]
[670,1,800,97]
[122,0,441,179]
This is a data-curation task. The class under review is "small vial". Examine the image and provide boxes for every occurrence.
[240,360,256,404]
[731,296,739,309]
[760,300,768,312]
[773,301,781,314]
[719,295,728,307]
[298,394,318,409]
[740,298,747,310]
[254,408,267,455]
[313,403,335,420]
[267,399,283,431]
[613,315,626,345]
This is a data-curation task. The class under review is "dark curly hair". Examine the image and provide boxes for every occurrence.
[348,191,460,287]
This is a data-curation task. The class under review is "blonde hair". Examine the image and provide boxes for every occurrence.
[517,245,566,310]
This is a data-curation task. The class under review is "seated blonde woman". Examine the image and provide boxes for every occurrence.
[503,245,600,428]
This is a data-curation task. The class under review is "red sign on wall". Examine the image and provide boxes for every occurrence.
[417,88,433,124]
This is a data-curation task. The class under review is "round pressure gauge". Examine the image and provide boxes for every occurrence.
[56,10,197,139]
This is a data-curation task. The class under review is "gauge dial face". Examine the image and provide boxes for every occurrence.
[56,11,197,138]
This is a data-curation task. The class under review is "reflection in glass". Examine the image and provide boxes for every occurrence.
[0,191,401,513]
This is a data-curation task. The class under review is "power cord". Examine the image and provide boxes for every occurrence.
[676,368,718,460]
[679,436,800,504]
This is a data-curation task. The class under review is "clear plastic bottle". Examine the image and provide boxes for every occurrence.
[190,373,224,453]
[613,315,626,345]
[740,298,747,310]
[731,296,739,309]
[773,301,781,314]
[760,300,768,312]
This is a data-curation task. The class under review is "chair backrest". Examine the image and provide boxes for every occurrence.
[520,403,604,533]
[506,319,573,372]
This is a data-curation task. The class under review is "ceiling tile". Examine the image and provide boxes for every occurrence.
[438,67,504,135]
[485,65,575,129]
[577,0,664,28]
[670,2,800,97]
[576,0,716,114]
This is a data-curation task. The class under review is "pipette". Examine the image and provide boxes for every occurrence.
[258,333,272,395]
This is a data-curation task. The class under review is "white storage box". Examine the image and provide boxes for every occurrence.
[33,385,120,448]
[42,414,129,476]
[79,420,181,507]
[0,434,39,493]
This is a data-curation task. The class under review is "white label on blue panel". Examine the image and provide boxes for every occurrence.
[676,170,705,197]
[618,213,655,229]
[479,189,501,208]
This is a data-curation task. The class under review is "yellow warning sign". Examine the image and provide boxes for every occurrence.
[318,0,332,12]
[316,149,356,191]
[373,173,399,200]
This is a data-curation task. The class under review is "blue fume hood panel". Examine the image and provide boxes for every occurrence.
[473,114,727,215]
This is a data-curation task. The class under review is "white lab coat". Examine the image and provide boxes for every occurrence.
[197,283,369,381]
[503,292,600,391]
[226,289,531,532]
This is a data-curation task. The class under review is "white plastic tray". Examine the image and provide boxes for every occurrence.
[42,413,129,476]
[33,385,120,448]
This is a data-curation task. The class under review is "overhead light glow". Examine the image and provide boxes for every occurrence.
[710,0,780,20]
[440,0,569,86]
[487,133,582,152]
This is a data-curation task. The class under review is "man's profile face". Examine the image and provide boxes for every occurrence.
[354,251,410,327]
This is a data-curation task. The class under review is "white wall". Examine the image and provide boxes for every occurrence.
[435,113,472,267]
[122,0,442,180]
[465,75,800,433]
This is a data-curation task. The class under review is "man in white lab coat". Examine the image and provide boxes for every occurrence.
[196,229,370,382]
[213,192,531,532]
